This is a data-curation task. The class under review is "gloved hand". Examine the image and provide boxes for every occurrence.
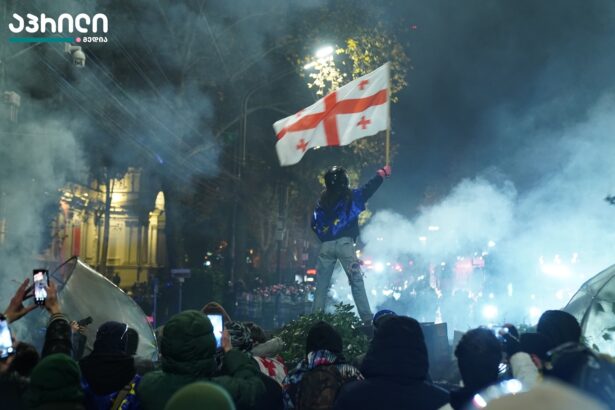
[377,165,391,178]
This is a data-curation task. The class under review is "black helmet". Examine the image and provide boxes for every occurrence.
[324,166,349,192]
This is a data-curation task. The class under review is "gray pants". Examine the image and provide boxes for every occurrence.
[312,237,372,321]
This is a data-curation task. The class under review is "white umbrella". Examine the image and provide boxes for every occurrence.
[52,257,158,360]
[564,264,615,356]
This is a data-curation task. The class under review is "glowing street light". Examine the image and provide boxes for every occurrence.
[303,45,335,70]
[482,304,498,320]
[315,45,334,59]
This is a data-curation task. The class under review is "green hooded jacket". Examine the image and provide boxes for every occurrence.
[137,310,265,410]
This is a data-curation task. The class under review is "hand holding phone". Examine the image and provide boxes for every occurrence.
[33,269,49,306]
[4,278,37,324]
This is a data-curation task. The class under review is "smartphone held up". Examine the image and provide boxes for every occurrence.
[207,314,224,349]
[0,315,14,359]
[33,269,49,306]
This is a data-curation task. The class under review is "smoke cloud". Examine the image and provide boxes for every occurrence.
[0,116,85,301]
[341,95,615,331]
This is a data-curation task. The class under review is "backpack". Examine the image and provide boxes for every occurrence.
[295,365,344,410]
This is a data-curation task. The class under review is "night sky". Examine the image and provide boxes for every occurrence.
[375,0,615,214]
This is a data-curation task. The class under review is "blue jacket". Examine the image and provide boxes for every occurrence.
[312,175,383,242]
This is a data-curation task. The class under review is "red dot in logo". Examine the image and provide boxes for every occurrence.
[76,37,81,43]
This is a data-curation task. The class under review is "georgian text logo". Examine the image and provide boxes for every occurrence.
[8,13,109,43]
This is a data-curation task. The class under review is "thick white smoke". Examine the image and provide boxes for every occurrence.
[0,118,85,301]
[330,96,615,331]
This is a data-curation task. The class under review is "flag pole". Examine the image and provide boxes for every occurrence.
[385,65,391,166]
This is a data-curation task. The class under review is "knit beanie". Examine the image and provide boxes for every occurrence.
[164,382,236,410]
[537,310,581,350]
[26,353,84,408]
[306,321,343,355]
[93,321,129,354]
[161,310,217,377]
[373,309,397,329]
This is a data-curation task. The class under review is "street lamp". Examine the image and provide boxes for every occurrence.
[304,44,334,70]
[315,45,334,59]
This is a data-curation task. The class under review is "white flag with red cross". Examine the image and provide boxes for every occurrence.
[273,62,390,166]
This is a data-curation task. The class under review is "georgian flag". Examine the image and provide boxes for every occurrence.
[273,62,390,166]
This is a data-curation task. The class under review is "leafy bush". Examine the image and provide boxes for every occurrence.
[277,303,369,368]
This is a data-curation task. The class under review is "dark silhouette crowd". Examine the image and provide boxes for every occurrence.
[2,276,614,410]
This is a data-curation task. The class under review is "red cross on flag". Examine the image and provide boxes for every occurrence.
[273,62,390,166]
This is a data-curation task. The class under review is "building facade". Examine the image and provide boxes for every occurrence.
[50,168,167,287]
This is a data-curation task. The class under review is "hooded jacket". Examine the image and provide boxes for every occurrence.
[136,310,265,410]
[334,316,449,410]
[164,381,236,410]
[26,353,85,410]
[79,321,140,409]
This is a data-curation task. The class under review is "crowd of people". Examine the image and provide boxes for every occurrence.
[1,276,614,410]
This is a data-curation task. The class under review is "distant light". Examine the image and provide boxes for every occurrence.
[419,236,427,242]
[555,289,565,300]
[529,306,541,322]
[382,289,393,297]
[472,394,488,408]
[488,240,496,248]
[507,283,513,297]
[374,262,385,273]
[306,269,317,275]
[315,45,334,59]
[393,292,401,300]
[111,192,124,203]
[371,289,377,296]
[363,259,373,266]
[504,379,524,394]
[482,304,498,320]
[482,251,489,256]
[440,262,446,266]
[376,237,384,241]
[204,260,211,267]
[488,293,495,299]
[303,61,316,70]
[541,263,570,278]
[428,225,440,231]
